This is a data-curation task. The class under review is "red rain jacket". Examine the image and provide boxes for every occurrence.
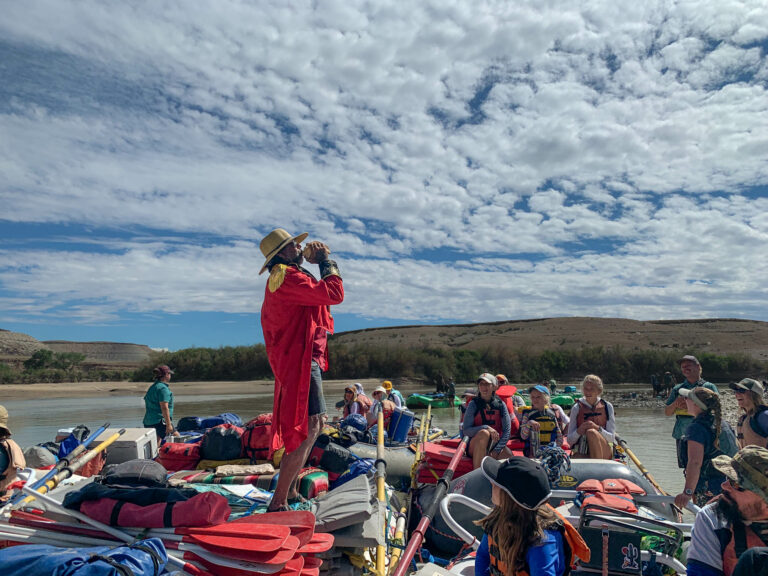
[261,264,344,453]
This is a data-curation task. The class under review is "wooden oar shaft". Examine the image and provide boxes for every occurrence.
[376,411,386,576]
[617,437,669,496]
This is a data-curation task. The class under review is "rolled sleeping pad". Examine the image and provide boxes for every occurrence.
[418,459,675,558]
[348,443,414,489]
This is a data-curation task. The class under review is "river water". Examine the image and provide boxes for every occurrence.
[6,392,685,496]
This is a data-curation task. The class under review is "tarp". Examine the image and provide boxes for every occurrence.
[0,538,169,576]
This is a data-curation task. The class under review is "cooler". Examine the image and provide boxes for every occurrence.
[387,407,415,443]
[93,428,158,465]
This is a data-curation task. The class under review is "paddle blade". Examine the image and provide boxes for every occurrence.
[232,510,316,547]
[192,534,299,565]
[182,522,291,552]
[296,532,333,555]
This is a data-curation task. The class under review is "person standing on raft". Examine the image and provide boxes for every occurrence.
[260,228,343,512]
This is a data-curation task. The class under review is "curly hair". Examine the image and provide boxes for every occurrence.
[581,374,604,393]
[475,491,559,574]
[692,387,722,450]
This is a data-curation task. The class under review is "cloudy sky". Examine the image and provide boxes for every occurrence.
[1,1,768,351]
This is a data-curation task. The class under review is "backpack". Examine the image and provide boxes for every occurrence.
[200,424,244,461]
[241,413,273,462]
[176,416,203,432]
[718,420,739,457]
[155,442,201,472]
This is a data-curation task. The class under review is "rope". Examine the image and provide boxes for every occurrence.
[538,444,571,484]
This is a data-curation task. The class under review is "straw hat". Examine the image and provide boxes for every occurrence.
[259,228,309,275]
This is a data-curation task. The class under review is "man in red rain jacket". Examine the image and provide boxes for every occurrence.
[260,228,344,512]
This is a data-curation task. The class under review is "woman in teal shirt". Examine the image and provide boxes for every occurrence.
[143,365,180,441]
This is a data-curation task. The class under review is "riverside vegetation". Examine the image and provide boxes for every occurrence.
[4,342,763,386]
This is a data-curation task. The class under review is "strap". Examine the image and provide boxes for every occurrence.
[734,522,747,559]
[131,543,163,576]
[110,500,127,526]
[88,553,134,576]
[164,501,175,527]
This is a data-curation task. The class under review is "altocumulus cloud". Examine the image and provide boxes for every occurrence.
[1,0,768,347]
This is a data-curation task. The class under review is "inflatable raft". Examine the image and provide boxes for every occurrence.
[406,393,462,409]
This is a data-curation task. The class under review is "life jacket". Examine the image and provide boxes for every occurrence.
[722,520,768,576]
[523,407,559,445]
[375,399,396,428]
[736,405,768,448]
[357,393,373,414]
[0,439,26,496]
[343,400,365,418]
[472,395,506,436]
[575,398,611,429]
[487,506,590,576]
[576,478,645,514]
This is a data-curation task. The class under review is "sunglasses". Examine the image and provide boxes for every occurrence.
[732,388,748,395]
[727,478,746,492]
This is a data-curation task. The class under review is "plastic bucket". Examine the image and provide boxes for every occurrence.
[387,407,415,443]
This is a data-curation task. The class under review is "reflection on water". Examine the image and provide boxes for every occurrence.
[7,392,684,495]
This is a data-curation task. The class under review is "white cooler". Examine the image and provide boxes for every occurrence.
[93,428,158,465]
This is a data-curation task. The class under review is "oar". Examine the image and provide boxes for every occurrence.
[10,510,297,565]
[19,428,127,505]
[375,411,387,576]
[392,435,470,576]
[615,435,669,496]
[10,508,292,551]
[7,422,110,507]
[18,476,286,575]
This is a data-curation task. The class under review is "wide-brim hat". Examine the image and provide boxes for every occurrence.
[729,378,765,395]
[0,405,11,435]
[259,228,309,275]
[711,446,768,504]
[481,456,551,510]
[373,386,388,395]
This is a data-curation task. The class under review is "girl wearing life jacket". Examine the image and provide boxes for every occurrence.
[368,386,396,429]
[474,456,590,576]
[566,374,616,460]
[730,378,768,449]
[342,386,365,418]
[0,405,26,503]
[464,373,514,470]
[674,387,727,509]
[520,385,564,457]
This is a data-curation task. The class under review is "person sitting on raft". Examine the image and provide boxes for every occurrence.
[730,378,768,448]
[0,405,26,503]
[567,374,616,460]
[520,385,565,457]
[354,382,373,415]
[674,387,728,509]
[342,385,365,418]
[464,373,515,469]
[474,456,590,576]
[382,380,404,408]
[368,385,396,428]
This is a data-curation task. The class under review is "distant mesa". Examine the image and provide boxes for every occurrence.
[0,329,152,368]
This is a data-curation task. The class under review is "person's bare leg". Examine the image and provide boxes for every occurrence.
[496,446,514,460]
[469,429,491,470]
[585,429,612,460]
[287,414,324,499]
[269,414,324,510]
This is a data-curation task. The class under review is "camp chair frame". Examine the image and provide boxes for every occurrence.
[575,503,683,576]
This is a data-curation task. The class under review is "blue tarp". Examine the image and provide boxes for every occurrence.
[0,538,172,576]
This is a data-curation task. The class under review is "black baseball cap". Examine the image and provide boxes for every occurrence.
[481,456,551,510]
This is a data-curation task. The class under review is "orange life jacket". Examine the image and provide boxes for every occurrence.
[487,506,590,576]
[377,399,396,428]
[357,393,373,414]
[575,399,610,429]
[722,521,768,576]
[343,400,365,418]
[0,438,26,496]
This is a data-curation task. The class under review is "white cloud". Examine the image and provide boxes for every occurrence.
[1,0,768,345]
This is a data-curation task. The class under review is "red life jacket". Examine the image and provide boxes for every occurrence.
[575,398,611,429]
[472,396,506,436]
[722,521,768,576]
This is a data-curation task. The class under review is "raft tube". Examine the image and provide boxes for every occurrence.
[415,459,676,558]
[406,393,462,409]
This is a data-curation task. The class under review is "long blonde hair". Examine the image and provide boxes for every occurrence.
[475,490,559,574]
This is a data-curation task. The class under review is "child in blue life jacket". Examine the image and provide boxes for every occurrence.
[474,456,589,576]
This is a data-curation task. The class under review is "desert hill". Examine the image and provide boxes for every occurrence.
[331,317,768,361]
[0,329,152,368]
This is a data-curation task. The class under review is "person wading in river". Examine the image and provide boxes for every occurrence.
[260,228,343,512]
